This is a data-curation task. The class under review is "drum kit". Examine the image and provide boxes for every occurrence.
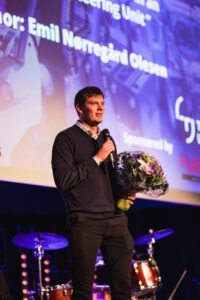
[12,228,174,300]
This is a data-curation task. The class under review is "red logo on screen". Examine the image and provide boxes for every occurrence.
[180,153,200,175]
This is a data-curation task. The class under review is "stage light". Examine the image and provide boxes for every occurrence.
[44,276,51,283]
[22,288,28,294]
[44,269,50,274]
[20,254,27,260]
[20,252,29,299]
[43,259,50,265]
[43,258,51,287]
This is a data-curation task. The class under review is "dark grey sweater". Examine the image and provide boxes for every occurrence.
[52,125,120,216]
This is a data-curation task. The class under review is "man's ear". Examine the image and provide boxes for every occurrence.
[75,103,83,116]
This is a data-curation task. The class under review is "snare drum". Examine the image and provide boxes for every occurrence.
[131,258,161,296]
[92,285,111,300]
[49,283,72,300]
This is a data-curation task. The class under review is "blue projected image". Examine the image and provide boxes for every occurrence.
[0,0,199,205]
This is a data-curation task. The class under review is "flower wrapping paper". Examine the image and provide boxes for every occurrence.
[116,151,169,199]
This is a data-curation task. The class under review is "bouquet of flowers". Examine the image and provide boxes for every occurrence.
[116,151,169,211]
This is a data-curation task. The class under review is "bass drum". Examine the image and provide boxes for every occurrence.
[49,283,72,300]
[131,257,162,297]
[48,283,111,300]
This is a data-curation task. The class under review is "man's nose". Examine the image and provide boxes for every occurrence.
[98,104,104,110]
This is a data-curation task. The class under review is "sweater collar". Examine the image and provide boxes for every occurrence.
[76,121,100,140]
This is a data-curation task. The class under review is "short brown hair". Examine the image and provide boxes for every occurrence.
[74,86,104,107]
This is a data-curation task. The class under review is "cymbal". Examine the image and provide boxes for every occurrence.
[12,232,68,250]
[134,228,174,246]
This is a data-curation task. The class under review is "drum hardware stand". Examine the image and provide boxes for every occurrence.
[133,228,175,300]
[34,241,47,300]
[147,229,155,258]
[147,229,159,274]
[12,232,68,300]
[146,230,157,300]
[167,270,187,300]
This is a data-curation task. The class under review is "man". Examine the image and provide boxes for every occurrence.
[52,86,135,300]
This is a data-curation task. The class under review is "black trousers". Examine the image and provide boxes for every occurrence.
[67,214,134,300]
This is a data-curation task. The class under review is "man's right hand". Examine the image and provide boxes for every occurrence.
[94,140,115,163]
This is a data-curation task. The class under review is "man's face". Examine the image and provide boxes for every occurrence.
[76,95,105,126]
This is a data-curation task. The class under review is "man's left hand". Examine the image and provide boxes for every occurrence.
[127,194,136,206]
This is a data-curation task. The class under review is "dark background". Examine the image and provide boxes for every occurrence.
[0,180,200,299]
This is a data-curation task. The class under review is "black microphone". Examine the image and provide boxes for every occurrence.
[102,129,115,168]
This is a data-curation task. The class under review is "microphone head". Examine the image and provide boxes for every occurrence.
[102,128,110,139]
